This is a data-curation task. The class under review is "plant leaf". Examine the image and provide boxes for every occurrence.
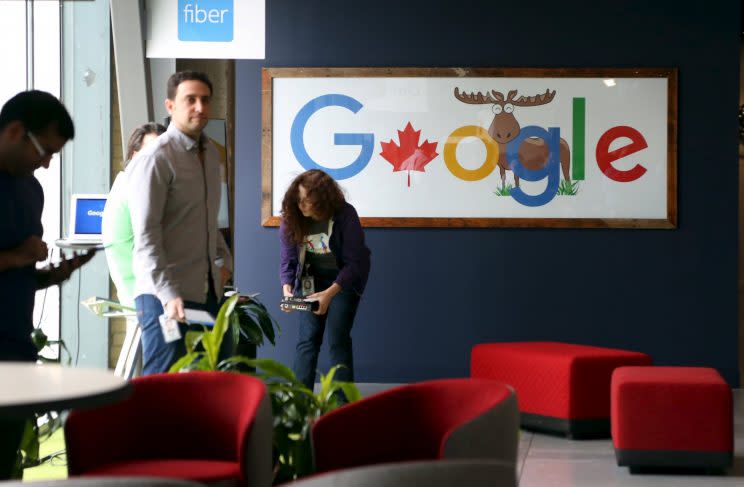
[219,354,263,371]
[243,300,280,345]
[195,358,213,371]
[184,330,204,354]
[169,351,200,372]
[230,312,241,347]
[243,358,299,383]
[319,367,335,404]
[337,382,362,403]
[237,311,265,346]
[16,419,39,472]
[200,294,239,369]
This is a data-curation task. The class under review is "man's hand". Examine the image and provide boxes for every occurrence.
[165,297,186,321]
[19,236,48,265]
[1,236,48,271]
[36,249,95,289]
[220,267,232,287]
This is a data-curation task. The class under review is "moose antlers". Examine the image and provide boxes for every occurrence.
[453,88,497,104]
[508,89,556,107]
[454,88,556,107]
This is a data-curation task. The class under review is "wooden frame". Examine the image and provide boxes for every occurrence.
[262,67,677,228]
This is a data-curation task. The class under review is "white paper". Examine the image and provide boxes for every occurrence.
[184,308,216,326]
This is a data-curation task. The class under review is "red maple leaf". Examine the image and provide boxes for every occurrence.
[380,122,438,187]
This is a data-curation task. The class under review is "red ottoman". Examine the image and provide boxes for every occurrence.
[471,341,652,438]
[612,366,733,472]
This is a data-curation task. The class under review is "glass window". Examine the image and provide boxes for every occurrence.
[0,1,62,360]
[0,2,27,101]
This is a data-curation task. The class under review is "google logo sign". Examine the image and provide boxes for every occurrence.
[290,92,650,207]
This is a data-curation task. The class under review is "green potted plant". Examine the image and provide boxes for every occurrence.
[228,291,280,361]
[222,356,361,482]
[170,294,361,483]
[169,293,280,372]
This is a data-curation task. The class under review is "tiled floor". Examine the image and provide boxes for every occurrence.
[516,390,744,487]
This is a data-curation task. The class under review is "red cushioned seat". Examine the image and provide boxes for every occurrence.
[311,379,519,474]
[65,372,274,487]
[85,459,240,483]
[471,341,652,438]
[611,366,733,472]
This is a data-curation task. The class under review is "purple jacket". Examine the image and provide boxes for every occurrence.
[280,202,371,295]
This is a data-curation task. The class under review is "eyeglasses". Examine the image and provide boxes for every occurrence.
[26,131,47,160]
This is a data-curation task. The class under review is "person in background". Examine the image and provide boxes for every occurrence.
[102,122,166,308]
[127,71,232,375]
[0,90,95,478]
[279,169,371,392]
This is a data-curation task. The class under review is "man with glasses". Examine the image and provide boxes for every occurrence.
[0,90,95,477]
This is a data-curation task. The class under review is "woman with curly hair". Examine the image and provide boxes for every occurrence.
[279,169,371,391]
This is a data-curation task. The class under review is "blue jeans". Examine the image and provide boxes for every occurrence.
[136,288,228,375]
[293,272,360,391]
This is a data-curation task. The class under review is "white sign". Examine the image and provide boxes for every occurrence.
[146,0,264,59]
[263,68,677,228]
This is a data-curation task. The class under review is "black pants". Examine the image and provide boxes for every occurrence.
[0,341,35,479]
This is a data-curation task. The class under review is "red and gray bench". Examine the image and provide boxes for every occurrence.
[611,366,733,472]
[471,341,652,438]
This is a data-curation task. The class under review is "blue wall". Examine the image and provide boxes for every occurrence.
[235,0,741,384]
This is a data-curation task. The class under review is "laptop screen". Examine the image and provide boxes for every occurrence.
[73,197,106,235]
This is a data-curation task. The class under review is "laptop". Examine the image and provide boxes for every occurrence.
[55,194,107,249]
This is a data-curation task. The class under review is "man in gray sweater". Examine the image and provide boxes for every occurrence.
[127,71,232,374]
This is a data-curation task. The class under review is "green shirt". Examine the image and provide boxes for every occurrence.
[101,171,135,307]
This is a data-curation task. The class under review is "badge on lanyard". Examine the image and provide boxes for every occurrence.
[159,314,182,343]
[301,263,315,296]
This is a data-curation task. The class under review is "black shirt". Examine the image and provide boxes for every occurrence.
[0,172,43,360]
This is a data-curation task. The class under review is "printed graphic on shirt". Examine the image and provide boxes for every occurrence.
[304,231,331,254]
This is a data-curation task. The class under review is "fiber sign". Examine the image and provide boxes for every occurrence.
[146,0,264,59]
[178,0,233,42]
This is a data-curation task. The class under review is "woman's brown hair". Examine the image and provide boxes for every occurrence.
[281,169,346,245]
[124,122,166,165]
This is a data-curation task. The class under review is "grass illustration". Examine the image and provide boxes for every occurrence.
[557,180,580,196]
[493,184,514,196]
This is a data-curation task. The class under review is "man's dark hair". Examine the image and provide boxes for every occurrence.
[125,122,166,163]
[166,71,213,100]
[0,90,74,139]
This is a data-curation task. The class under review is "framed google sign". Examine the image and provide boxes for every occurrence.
[262,67,677,228]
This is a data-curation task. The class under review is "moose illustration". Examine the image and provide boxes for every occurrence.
[454,88,571,189]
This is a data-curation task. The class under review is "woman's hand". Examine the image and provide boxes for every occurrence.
[307,282,342,315]
[281,284,294,313]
